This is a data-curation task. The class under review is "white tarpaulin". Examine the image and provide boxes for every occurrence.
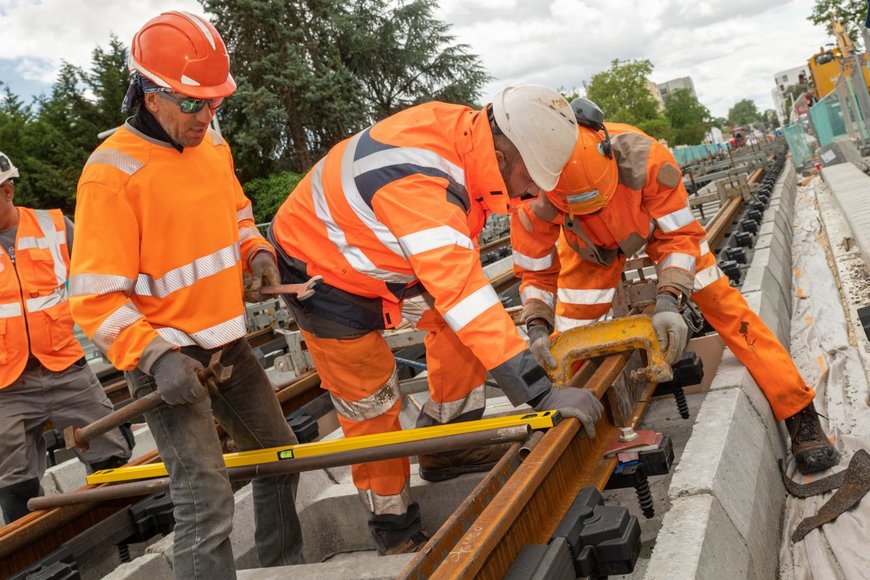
[779,180,870,580]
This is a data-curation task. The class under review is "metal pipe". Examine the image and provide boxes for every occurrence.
[29,425,530,510]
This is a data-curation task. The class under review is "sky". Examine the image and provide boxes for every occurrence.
[0,0,835,118]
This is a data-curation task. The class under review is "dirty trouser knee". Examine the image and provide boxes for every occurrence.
[198,338,303,567]
[692,257,815,420]
[414,310,487,427]
[126,369,235,579]
[0,478,40,523]
[301,330,420,550]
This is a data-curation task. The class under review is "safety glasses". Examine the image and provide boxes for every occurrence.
[155,91,224,114]
[566,189,607,216]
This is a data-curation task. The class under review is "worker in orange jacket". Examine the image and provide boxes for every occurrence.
[69,12,303,577]
[0,151,131,523]
[269,85,604,554]
[512,98,838,475]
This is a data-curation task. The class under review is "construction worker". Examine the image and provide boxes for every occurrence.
[0,151,132,524]
[68,12,302,577]
[269,84,604,555]
[512,98,839,475]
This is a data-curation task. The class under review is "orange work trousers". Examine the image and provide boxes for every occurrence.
[557,245,815,421]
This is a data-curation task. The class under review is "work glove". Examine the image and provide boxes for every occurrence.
[527,321,556,369]
[653,293,689,365]
[151,350,207,406]
[532,386,603,438]
[245,251,281,303]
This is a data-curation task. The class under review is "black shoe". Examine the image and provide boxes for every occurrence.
[418,443,512,482]
[381,529,431,555]
[785,402,840,475]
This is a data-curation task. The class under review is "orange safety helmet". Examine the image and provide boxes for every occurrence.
[547,124,618,216]
[129,11,236,99]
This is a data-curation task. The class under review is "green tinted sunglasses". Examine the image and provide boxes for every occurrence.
[156,91,224,114]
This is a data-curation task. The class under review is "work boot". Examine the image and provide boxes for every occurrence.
[369,501,427,555]
[381,529,431,556]
[0,478,40,523]
[785,401,839,475]
[418,442,512,482]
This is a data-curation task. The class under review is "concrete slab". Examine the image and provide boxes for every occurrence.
[645,494,750,580]
[664,388,785,580]
[237,553,415,579]
[101,553,173,580]
[821,163,870,267]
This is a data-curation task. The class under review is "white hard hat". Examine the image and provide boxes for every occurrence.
[0,151,19,184]
[491,84,577,192]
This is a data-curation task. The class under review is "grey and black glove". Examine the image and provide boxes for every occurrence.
[526,320,556,369]
[653,292,688,364]
[151,350,207,406]
[531,386,603,438]
[245,251,280,303]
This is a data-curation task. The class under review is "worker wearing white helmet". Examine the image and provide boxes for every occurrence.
[268,84,603,554]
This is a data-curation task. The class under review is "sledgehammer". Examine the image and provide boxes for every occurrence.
[63,351,232,451]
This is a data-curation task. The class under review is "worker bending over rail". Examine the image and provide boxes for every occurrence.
[69,12,302,578]
[268,85,604,555]
[0,152,131,524]
[512,98,838,475]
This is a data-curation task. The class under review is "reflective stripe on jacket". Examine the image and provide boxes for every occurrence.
[512,123,707,323]
[0,208,83,388]
[69,123,274,371]
[271,102,527,371]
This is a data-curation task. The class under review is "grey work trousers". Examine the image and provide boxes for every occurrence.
[0,359,131,488]
[127,338,303,579]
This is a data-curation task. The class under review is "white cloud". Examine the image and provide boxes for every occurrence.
[0,0,200,84]
[0,0,835,118]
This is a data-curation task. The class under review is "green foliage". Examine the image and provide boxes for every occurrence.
[0,37,129,213]
[636,118,674,144]
[664,88,711,145]
[728,99,761,126]
[202,0,488,181]
[585,59,661,124]
[243,171,305,223]
[809,0,866,45]
[764,109,781,129]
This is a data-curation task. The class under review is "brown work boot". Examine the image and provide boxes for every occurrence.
[418,443,512,482]
[785,402,840,475]
[381,529,431,555]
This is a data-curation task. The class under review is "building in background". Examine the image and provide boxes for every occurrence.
[657,76,697,102]
[772,65,810,126]
[647,79,664,111]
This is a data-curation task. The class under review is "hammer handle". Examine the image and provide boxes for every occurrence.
[71,390,163,448]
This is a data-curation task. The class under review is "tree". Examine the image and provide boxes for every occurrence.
[764,109,781,129]
[637,118,674,144]
[1,40,130,213]
[337,0,489,120]
[585,59,661,125]
[728,99,760,127]
[201,0,489,181]
[663,88,711,145]
[809,0,866,46]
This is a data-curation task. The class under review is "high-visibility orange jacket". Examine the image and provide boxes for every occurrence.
[0,208,84,388]
[511,123,707,325]
[271,102,530,376]
[69,123,274,372]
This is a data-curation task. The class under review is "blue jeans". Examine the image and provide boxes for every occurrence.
[127,338,303,579]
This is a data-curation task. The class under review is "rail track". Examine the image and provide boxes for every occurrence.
[1,141,786,578]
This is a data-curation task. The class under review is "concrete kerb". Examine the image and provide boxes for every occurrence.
[821,162,870,268]
[645,163,796,579]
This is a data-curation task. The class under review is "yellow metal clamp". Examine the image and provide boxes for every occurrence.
[546,315,673,386]
[87,411,560,485]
